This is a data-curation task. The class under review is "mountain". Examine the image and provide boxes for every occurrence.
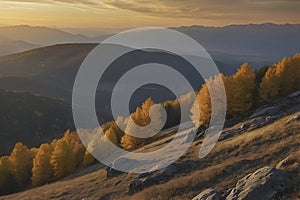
[173,23,300,68]
[0,25,93,46]
[0,37,38,56]
[0,25,98,56]
[0,90,74,156]
[0,43,233,123]
[1,23,300,68]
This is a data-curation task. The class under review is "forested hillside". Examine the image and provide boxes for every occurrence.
[0,90,74,156]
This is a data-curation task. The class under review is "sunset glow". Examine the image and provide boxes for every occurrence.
[1,0,300,29]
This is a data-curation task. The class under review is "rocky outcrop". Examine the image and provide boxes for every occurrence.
[225,167,291,200]
[192,189,221,200]
[192,167,291,200]
[217,91,300,142]
[276,151,300,174]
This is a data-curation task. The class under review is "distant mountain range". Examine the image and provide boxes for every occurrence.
[0,25,108,56]
[173,23,300,68]
[0,23,300,68]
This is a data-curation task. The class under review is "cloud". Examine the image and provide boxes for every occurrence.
[1,0,103,7]
[2,0,300,24]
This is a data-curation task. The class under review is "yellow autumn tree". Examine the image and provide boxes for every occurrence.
[82,150,95,167]
[227,63,256,116]
[259,54,300,103]
[105,127,117,145]
[9,142,35,185]
[31,143,53,186]
[50,139,76,179]
[0,156,16,195]
[191,83,211,127]
[63,130,85,167]
[121,98,156,150]
[121,113,147,150]
[141,98,155,125]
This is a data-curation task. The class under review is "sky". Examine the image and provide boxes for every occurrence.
[0,0,300,30]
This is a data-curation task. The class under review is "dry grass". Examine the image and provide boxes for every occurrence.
[1,111,299,200]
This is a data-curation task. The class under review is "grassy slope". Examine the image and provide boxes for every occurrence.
[1,102,299,200]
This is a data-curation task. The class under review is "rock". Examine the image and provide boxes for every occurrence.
[251,117,266,126]
[265,115,278,122]
[250,106,280,119]
[163,164,179,177]
[285,115,300,124]
[225,167,291,200]
[192,188,221,200]
[113,157,138,170]
[106,166,122,178]
[128,179,143,195]
[219,129,241,141]
[138,172,151,179]
[240,123,251,130]
[276,153,300,173]
[288,91,300,98]
[142,174,166,187]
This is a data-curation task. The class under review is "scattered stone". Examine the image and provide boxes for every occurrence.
[285,115,300,124]
[138,172,151,179]
[106,167,122,178]
[288,91,300,99]
[276,153,300,173]
[225,167,291,200]
[250,106,280,119]
[192,188,221,200]
[240,123,251,130]
[142,174,166,187]
[219,129,241,141]
[128,179,143,195]
[163,164,179,177]
[265,115,277,122]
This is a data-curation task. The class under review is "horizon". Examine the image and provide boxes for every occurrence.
[1,0,300,29]
[1,22,299,36]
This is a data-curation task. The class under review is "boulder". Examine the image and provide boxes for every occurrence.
[142,174,166,187]
[285,115,300,124]
[225,167,291,200]
[288,91,300,99]
[128,179,143,195]
[276,152,300,173]
[250,106,280,119]
[106,167,122,178]
[219,129,241,141]
[192,189,221,200]
[138,172,151,179]
[163,164,179,177]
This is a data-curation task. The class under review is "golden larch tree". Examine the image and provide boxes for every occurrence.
[31,143,53,186]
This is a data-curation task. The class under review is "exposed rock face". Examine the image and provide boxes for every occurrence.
[225,167,291,200]
[276,151,300,174]
[192,189,221,200]
[288,91,300,98]
[250,106,280,119]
